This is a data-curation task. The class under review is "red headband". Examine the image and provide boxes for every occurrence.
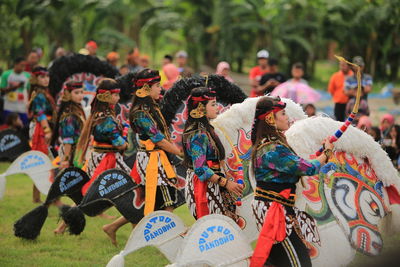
[257,101,286,120]
[98,88,120,94]
[33,71,49,76]
[66,82,83,91]
[135,76,161,87]
[190,90,216,105]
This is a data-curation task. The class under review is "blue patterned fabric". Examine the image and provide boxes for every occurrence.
[30,92,52,122]
[184,130,218,181]
[93,116,125,146]
[59,114,82,144]
[254,141,321,183]
[345,74,373,91]
[131,110,165,143]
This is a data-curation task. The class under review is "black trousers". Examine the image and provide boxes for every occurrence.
[266,231,312,267]
[334,103,347,122]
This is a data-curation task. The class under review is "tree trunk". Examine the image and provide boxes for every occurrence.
[20,25,33,56]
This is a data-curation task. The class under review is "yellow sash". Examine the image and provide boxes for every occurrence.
[141,139,176,215]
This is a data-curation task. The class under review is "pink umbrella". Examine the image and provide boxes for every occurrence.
[270,80,321,104]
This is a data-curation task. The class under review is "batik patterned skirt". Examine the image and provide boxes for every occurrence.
[86,150,131,178]
[185,169,237,220]
[252,199,321,245]
[134,150,181,208]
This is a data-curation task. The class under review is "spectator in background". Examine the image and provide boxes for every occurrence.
[382,124,400,169]
[344,56,372,123]
[0,112,23,131]
[368,126,381,142]
[328,60,353,121]
[258,58,286,95]
[127,48,143,73]
[163,54,173,66]
[24,51,40,73]
[304,103,316,117]
[106,52,120,67]
[357,115,372,132]
[86,40,98,57]
[48,47,66,68]
[175,50,193,77]
[162,62,180,90]
[0,57,30,126]
[119,64,130,76]
[288,62,308,84]
[139,54,150,68]
[216,61,234,82]
[380,113,395,140]
[249,49,269,97]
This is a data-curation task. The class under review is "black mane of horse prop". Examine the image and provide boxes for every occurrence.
[161,74,247,125]
[49,53,118,97]
[14,167,89,239]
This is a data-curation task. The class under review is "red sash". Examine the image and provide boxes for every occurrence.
[250,188,291,267]
[193,160,220,219]
[81,152,116,195]
[31,123,47,154]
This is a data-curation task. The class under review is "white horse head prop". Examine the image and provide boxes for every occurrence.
[210,96,400,266]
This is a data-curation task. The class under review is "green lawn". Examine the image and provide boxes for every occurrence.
[0,161,399,266]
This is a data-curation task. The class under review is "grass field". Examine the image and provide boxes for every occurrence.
[0,161,399,266]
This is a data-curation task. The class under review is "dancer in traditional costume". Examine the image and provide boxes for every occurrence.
[76,78,130,194]
[28,66,56,203]
[250,96,334,267]
[51,81,86,169]
[129,68,182,213]
[182,87,243,221]
[51,81,86,234]
[102,69,182,245]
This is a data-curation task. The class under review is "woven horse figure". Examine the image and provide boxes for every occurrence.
[211,97,400,266]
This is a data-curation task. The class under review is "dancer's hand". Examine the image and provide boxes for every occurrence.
[45,132,52,144]
[60,160,69,169]
[322,138,334,150]
[226,180,244,196]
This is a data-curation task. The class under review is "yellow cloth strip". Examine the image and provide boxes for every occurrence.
[141,139,176,216]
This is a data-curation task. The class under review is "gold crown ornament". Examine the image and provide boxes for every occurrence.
[136,84,151,98]
[189,102,206,119]
[96,90,113,103]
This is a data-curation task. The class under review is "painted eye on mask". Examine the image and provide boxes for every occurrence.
[359,189,385,226]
